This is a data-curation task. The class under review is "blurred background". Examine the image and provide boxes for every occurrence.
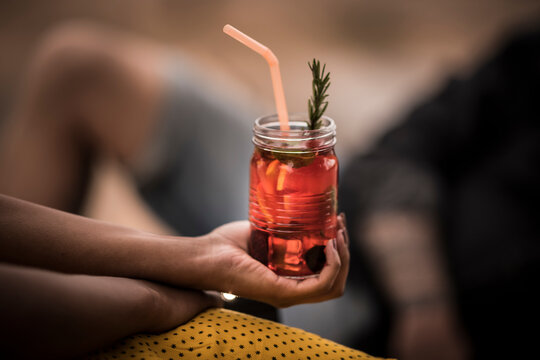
[1,0,539,349]
[2,0,540,159]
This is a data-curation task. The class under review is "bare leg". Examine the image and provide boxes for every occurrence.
[83,158,175,235]
[0,22,166,213]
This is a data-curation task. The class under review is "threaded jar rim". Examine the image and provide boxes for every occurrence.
[253,114,336,151]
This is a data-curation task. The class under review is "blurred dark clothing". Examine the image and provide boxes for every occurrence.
[341,24,540,358]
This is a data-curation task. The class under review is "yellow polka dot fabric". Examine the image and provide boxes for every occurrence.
[88,308,388,360]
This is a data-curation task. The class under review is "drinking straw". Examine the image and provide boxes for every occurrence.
[223,24,290,130]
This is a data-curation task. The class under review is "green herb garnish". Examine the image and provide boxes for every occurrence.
[307,59,330,130]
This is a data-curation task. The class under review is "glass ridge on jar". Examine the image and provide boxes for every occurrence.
[248,114,338,278]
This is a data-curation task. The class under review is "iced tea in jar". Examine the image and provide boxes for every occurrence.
[248,114,338,278]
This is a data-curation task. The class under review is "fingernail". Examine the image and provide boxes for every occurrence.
[341,212,347,227]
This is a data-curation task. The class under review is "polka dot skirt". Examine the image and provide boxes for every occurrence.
[88,308,389,360]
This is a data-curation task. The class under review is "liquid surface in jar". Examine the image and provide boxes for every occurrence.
[249,147,338,277]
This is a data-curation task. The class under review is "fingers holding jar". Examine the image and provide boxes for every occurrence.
[205,213,350,308]
[265,212,350,307]
[302,212,349,301]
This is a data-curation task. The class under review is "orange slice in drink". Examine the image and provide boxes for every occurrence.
[276,164,290,191]
[258,159,280,194]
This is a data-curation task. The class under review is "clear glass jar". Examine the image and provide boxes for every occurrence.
[248,114,338,278]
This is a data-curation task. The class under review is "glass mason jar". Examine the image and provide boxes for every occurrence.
[248,114,338,278]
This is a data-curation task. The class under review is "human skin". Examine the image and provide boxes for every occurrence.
[0,194,348,358]
[0,22,348,307]
[0,22,166,213]
[0,195,349,307]
[0,23,350,358]
[0,264,220,359]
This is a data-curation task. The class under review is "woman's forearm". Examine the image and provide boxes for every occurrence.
[0,263,155,359]
[0,194,209,289]
[0,194,351,307]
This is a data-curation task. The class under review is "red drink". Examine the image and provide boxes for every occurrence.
[248,115,338,278]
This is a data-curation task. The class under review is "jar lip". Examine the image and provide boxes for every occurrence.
[253,113,336,150]
[253,113,336,138]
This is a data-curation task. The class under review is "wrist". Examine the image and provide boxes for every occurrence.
[136,280,172,332]
[191,233,228,291]
[150,233,217,290]
[114,277,162,333]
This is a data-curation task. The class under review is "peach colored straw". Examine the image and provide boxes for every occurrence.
[223,24,290,130]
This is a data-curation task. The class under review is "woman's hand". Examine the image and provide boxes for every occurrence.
[200,213,350,307]
[0,195,347,309]
[142,282,222,333]
[0,264,221,360]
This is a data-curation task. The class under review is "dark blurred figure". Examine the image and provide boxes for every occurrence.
[341,22,540,359]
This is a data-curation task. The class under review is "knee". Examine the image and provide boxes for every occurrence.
[28,21,121,96]
[19,22,160,159]
[35,21,111,63]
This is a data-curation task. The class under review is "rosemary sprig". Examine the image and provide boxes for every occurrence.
[307,59,330,130]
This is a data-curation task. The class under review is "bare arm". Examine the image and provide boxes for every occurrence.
[0,194,349,307]
[0,193,205,287]
[0,263,218,360]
